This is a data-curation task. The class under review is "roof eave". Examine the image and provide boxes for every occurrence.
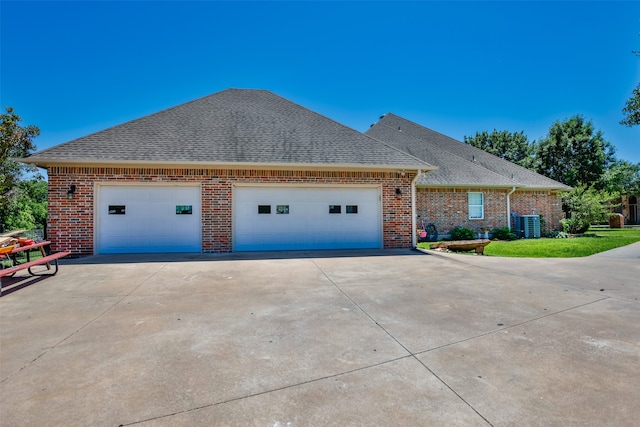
[16,158,437,173]
[416,182,571,191]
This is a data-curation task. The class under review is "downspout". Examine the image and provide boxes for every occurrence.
[506,186,517,230]
[411,170,423,248]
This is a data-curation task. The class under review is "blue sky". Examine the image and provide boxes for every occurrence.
[2,1,639,165]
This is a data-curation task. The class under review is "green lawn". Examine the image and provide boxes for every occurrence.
[419,227,640,258]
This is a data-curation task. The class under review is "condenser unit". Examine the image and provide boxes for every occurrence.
[516,215,541,238]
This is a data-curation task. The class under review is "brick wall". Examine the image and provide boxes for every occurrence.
[47,167,414,255]
[510,190,564,231]
[416,187,564,237]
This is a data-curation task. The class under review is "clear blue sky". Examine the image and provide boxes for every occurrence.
[2,1,639,165]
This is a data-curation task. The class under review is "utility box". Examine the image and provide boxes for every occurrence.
[516,215,541,238]
[609,213,624,229]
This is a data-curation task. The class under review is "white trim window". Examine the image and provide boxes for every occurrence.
[468,192,484,219]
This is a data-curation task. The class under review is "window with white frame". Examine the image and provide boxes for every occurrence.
[468,192,484,219]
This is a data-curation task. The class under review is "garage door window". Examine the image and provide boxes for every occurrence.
[258,205,271,214]
[346,205,358,214]
[276,205,289,214]
[109,205,126,215]
[176,205,193,215]
[329,205,341,214]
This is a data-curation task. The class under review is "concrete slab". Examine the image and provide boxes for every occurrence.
[1,247,638,426]
[137,357,486,426]
[418,297,640,426]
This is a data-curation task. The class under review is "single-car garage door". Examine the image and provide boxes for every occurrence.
[97,185,201,253]
[233,186,381,251]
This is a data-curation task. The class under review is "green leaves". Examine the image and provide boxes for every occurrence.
[534,115,615,189]
[620,84,640,127]
[463,129,533,168]
[0,107,40,231]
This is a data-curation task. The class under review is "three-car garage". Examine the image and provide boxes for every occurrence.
[96,184,382,253]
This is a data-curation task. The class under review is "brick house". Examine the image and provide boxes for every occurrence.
[21,89,569,255]
[366,114,570,237]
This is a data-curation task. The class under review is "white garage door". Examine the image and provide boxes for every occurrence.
[97,185,201,254]
[234,186,381,251]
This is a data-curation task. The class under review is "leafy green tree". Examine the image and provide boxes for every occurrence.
[620,47,640,127]
[620,84,640,127]
[0,107,41,232]
[563,185,619,232]
[1,179,48,232]
[1,107,40,214]
[600,160,640,195]
[463,130,533,168]
[534,115,615,189]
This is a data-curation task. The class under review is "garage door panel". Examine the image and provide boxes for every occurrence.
[234,186,381,251]
[98,186,201,254]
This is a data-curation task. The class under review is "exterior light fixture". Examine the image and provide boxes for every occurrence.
[67,185,76,200]
[395,188,402,196]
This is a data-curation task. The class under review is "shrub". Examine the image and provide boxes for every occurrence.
[491,227,517,240]
[561,218,590,234]
[449,226,476,240]
[541,229,561,238]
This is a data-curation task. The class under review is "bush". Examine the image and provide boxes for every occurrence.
[491,227,517,240]
[449,226,476,240]
[541,229,561,238]
[561,218,590,234]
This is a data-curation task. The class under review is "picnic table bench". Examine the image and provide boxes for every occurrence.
[0,241,71,291]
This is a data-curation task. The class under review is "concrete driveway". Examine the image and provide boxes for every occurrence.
[1,245,638,426]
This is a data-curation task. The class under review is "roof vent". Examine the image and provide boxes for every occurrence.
[472,155,476,162]
[398,127,401,132]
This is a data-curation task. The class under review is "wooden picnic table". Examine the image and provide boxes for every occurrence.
[0,241,71,291]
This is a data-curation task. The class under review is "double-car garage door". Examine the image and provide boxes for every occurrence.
[97,185,382,253]
[233,186,382,251]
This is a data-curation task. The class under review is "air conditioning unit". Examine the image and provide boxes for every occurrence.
[516,215,541,238]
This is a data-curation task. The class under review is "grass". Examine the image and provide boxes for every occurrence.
[419,226,640,258]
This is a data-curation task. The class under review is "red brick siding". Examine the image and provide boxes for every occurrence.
[511,190,564,231]
[47,167,413,255]
[416,187,564,236]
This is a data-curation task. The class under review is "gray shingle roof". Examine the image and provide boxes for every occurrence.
[22,89,433,171]
[366,114,571,190]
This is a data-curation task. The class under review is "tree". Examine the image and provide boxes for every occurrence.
[1,179,48,232]
[620,47,640,127]
[0,107,40,214]
[620,84,640,127]
[0,107,40,232]
[600,159,640,195]
[463,130,534,168]
[562,185,619,233]
[534,115,615,189]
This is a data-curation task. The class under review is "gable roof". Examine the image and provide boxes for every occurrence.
[366,113,571,191]
[21,89,433,172]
